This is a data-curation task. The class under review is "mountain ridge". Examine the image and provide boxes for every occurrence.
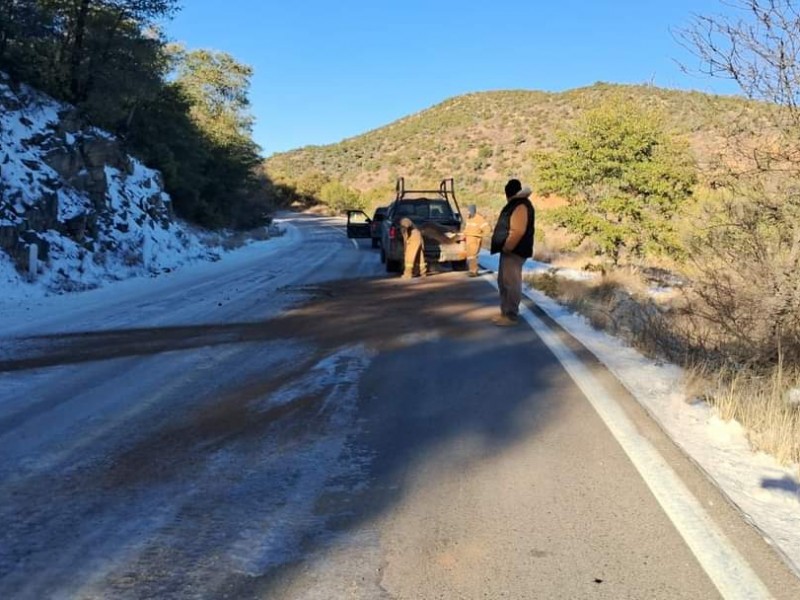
[265,82,762,205]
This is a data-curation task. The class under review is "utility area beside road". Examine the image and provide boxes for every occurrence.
[1,213,799,599]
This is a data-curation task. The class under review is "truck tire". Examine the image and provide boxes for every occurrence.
[380,248,386,264]
[451,259,468,272]
[386,258,402,273]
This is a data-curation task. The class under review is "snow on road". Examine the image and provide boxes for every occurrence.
[2,217,799,595]
[0,215,383,598]
[0,218,301,339]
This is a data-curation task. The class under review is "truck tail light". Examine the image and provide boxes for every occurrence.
[389,225,397,240]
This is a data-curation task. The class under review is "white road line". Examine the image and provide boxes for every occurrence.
[481,276,773,600]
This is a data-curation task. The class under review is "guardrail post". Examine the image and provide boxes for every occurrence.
[28,243,38,281]
[142,234,151,271]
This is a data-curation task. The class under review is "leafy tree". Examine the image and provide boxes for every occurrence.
[535,98,696,264]
[174,48,255,146]
[318,181,364,213]
[169,47,263,227]
[294,171,332,200]
[0,1,60,88]
[0,1,273,231]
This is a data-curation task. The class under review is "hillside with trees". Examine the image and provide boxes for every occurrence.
[0,0,271,229]
[264,82,770,209]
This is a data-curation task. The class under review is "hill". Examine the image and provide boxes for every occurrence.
[265,83,766,208]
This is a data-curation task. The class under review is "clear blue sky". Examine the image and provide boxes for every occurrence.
[166,0,739,157]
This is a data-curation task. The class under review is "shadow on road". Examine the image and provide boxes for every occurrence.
[0,274,573,598]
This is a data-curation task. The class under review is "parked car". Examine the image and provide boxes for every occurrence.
[370,206,388,248]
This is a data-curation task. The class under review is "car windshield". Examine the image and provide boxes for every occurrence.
[394,199,453,219]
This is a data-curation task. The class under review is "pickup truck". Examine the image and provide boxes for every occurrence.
[347,178,467,273]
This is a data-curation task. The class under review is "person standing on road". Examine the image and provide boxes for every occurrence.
[463,204,491,277]
[399,217,427,279]
[490,179,535,326]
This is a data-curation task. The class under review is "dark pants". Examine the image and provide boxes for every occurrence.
[498,252,525,318]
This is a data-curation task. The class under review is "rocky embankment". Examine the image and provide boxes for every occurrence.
[0,71,212,292]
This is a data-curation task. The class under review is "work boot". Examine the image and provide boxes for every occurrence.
[492,314,519,327]
[468,272,479,278]
[400,272,413,279]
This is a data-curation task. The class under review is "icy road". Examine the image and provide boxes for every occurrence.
[1,214,799,599]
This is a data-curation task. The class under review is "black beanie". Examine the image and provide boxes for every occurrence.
[504,179,522,199]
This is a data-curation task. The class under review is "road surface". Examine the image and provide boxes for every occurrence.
[0,213,798,599]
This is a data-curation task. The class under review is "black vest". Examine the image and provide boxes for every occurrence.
[491,197,535,258]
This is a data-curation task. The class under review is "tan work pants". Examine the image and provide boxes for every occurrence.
[465,236,482,274]
[403,230,427,277]
[498,252,525,318]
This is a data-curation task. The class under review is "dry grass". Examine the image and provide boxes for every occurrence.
[534,224,579,264]
[686,364,800,465]
[527,270,677,358]
[528,268,800,466]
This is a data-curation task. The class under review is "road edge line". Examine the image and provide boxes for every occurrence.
[481,275,773,600]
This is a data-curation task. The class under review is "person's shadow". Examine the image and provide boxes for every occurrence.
[761,475,800,498]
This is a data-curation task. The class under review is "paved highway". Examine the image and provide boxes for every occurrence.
[0,214,797,599]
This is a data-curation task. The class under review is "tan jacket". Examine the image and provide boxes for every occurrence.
[503,204,529,253]
[464,213,491,238]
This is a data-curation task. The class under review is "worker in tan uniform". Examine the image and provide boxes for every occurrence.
[489,179,535,326]
[463,204,491,277]
[399,217,427,279]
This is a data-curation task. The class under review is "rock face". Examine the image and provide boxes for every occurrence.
[0,71,208,291]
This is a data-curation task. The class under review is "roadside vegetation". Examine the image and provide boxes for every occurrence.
[530,0,800,466]
[265,0,800,467]
[0,0,277,228]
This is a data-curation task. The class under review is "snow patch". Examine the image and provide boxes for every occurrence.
[0,71,225,294]
[478,250,596,282]
[230,345,374,575]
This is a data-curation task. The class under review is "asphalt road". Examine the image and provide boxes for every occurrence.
[0,213,798,599]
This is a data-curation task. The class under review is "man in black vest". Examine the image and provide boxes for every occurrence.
[489,179,535,326]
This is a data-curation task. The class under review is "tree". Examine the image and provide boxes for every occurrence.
[170,48,263,227]
[0,1,272,230]
[678,0,800,365]
[65,0,179,103]
[535,97,696,264]
[318,181,365,213]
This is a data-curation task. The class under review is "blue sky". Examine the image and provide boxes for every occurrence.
[166,0,739,157]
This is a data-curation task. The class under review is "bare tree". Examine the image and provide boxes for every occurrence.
[678,0,800,367]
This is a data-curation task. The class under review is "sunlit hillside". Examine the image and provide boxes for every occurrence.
[265,82,767,207]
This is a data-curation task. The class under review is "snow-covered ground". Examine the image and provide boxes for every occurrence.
[0,71,221,293]
[480,250,800,576]
[0,219,300,339]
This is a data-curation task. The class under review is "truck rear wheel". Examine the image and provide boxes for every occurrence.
[386,258,402,273]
